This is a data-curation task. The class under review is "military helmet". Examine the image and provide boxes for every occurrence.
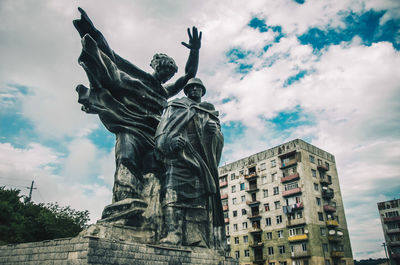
[184,78,206,96]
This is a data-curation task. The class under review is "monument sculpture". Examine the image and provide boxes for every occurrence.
[73,7,226,252]
[155,78,225,249]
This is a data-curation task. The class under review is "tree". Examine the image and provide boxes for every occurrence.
[0,186,89,245]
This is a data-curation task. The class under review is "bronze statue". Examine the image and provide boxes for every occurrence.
[155,78,226,249]
[73,7,202,204]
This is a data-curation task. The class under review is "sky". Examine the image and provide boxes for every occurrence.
[0,0,399,260]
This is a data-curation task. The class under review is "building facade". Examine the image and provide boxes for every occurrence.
[218,139,353,265]
[377,199,400,265]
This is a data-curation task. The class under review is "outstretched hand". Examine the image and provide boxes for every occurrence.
[181,26,202,50]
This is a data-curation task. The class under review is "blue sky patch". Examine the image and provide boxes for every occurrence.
[221,121,246,144]
[298,10,400,50]
[269,105,315,132]
[87,126,115,151]
[226,48,254,74]
[283,70,308,87]
[248,17,285,43]
[294,0,305,4]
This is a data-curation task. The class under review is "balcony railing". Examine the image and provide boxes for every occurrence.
[282,187,302,197]
[328,234,343,242]
[388,241,400,247]
[223,205,229,211]
[286,217,306,227]
[387,227,400,234]
[246,200,260,206]
[249,241,264,248]
[252,257,265,263]
[224,218,229,224]
[280,159,298,169]
[246,185,259,192]
[323,204,336,213]
[320,177,332,185]
[281,173,300,183]
[288,234,308,242]
[221,193,228,200]
[245,172,258,180]
[219,181,228,188]
[331,251,344,258]
[384,216,400,222]
[247,213,261,220]
[317,164,329,171]
[326,220,339,227]
[291,250,311,258]
[283,202,303,215]
[249,227,262,233]
[322,190,334,200]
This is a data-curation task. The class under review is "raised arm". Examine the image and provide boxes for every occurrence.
[165,27,202,98]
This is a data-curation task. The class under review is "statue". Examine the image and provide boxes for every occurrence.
[155,78,226,250]
[72,8,202,223]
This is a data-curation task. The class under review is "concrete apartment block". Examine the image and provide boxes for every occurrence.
[218,139,353,265]
[377,199,400,265]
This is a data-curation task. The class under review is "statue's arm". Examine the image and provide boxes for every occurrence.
[166,27,202,98]
[74,7,149,80]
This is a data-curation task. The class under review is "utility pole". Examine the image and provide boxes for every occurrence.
[26,180,37,202]
[382,242,390,265]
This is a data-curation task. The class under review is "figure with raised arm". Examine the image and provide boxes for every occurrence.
[73,8,202,209]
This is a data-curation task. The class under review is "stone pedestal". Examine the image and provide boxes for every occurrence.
[0,235,238,265]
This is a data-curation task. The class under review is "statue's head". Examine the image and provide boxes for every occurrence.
[184,78,206,100]
[150,53,178,83]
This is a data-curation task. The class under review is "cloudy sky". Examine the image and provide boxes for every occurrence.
[0,0,399,260]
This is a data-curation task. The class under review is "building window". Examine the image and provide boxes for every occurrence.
[323,243,329,252]
[262,175,267,184]
[311,169,317,178]
[318,159,322,166]
[277,230,283,238]
[296,211,302,219]
[231,173,236,180]
[233,210,237,217]
[239,170,244,175]
[285,182,299,191]
[227,237,230,245]
[232,198,237,205]
[289,227,304,236]
[241,195,246,202]
[276,215,282,224]
[235,251,240,259]
[302,243,307,251]
[324,259,330,265]
[242,209,247,215]
[266,232,272,240]
[271,159,276,167]
[263,189,269,198]
[278,245,285,254]
[309,155,315,163]
[275,201,281,209]
[318,212,324,221]
[266,217,271,226]
[314,183,319,191]
[240,183,245,191]
[242,222,248,229]
[269,263,275,265]
[244,249,250,257]
[325,162,330,170]
[268,246,274,255]
[261,163,266,170]
[233,224,238,231]
[265,203,270,211]
[232,185,236,193]
[303,260,309,265]
[273,186,279,195]
[320,227,326,236]
[316,197,321,205]
[243,235,248,243]
[234,237,239,244]
[279,262,287,265]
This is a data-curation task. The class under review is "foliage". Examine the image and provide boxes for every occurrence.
[0,186,90,245]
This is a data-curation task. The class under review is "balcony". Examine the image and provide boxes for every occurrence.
[223,205,229,211]
[328,235,343,242]
[291,250,311,258]
[331,251,344,258]
[252,257,266,263]
[246,200,260,206]
[326,220,339,227]
[246,185,259,193]
[388,241,400,247]
[283,202,304,215]
[387,227,400,234]
[280,159,298,169]
[281,173,300,183]
[384,216,400,223]
[249,241,264,248]
[249,227,262,233]
[323,204,336,213]
[320,177,332,185]
[221,193,228,200]
[317,164,329,171]
[286,218,306,227]
[391,253,400,259]
[247,214,262,221]
[282,187,302,197]
[322,190,334,200]
[245,172,258,180]
[224,218,229,224]
[219,181,228,188]
[288,234,308,242]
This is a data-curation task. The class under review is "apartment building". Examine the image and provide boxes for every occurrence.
[218,139,353,265]
[377,199,400,265]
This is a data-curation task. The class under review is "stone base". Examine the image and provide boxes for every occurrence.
[0,235,238,265]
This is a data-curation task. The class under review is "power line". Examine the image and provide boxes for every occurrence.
[26,181,37,202]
